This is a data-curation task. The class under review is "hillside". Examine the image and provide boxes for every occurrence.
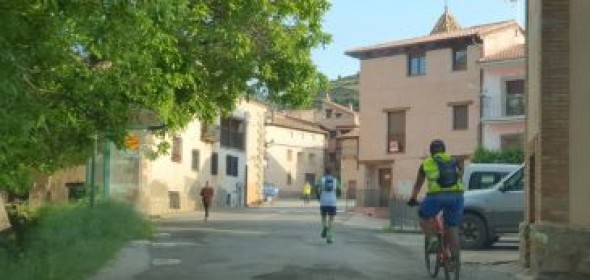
[321,74,360,110]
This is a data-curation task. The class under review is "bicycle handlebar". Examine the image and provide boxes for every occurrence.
[407,198,419,207]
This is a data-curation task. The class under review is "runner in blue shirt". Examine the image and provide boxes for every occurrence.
[315,167,341,244]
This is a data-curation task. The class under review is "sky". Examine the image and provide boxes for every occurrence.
[311,0,526,80]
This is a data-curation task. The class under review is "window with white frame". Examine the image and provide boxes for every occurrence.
[505,79,525,116]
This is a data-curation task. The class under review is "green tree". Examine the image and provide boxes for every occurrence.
[0,0,331,194]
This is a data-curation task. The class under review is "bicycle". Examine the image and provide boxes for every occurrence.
[409,201,461,280]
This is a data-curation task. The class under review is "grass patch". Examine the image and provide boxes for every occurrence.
[0,201,152,280]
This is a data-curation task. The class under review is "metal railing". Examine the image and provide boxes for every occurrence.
[388,197,420,232]
[355,188,420,232]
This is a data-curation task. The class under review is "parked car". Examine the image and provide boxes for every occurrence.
[262,183,279,202]
[461,165,524,249]
[462,163,520,191]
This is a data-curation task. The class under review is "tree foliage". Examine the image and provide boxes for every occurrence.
[0,0,331,193]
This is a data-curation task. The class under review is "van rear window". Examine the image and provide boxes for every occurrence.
[469,172,508,190]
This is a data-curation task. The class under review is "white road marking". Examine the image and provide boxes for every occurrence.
[152,242,201,248]
[151,259,182,266]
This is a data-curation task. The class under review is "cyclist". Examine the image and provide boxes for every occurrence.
[408,139,464,261]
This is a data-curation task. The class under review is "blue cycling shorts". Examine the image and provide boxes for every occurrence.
[418,193,464,227]
[320,206,337,217]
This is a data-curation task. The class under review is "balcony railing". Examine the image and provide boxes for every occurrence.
[506,95,525,116]
[482,95,525,120]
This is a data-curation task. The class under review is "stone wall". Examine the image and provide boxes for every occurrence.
[530,224,590,277]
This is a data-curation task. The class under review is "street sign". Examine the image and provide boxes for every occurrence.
[124,134,140,150]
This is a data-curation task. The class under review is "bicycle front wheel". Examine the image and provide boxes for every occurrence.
[424,236,440,278]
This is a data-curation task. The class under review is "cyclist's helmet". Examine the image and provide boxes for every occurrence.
[429,139,446,155]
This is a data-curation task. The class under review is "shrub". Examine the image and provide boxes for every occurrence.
[0,201,152,280]
[471,147,524,164]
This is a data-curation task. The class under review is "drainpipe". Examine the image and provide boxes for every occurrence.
[478,68,484,148]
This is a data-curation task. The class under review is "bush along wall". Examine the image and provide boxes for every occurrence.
[471,147,524,164]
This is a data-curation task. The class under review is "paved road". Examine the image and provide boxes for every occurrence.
[92,200,527,280]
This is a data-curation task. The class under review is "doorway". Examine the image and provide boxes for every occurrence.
[378,168,392,207]
[305,173,316,185]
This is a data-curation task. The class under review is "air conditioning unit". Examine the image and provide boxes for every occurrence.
[201,124,220,143]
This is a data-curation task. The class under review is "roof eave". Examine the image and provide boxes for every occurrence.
[344,34,479,59]
[478,57,526,66]
[267,123,327,135]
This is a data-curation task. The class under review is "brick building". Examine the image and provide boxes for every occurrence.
[523,0,590,278]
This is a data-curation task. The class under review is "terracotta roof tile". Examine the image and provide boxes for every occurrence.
[479,44,525,63]
[324,100,358,115]
[269,114,327,134]
[346,20,519,58]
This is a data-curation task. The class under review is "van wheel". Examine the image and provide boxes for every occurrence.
[460,213,488,250]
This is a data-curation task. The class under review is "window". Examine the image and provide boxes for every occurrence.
[168,191,180,209]
[453,105,468,130]
[308,153,316,164]
[297,152,304,163]
[329,131,337,139]
[329,152,337,162]
[505,79,525,116]
[171,137,182,163]
[287,149,293,161]
[503,168,524,191]
[387,111,406,153]
[408,51,426,76]
[335,112,342,118]
[287,173,292,185]
[225,155,239,177]
[220,118,245,150]
[211,152,218,175]
[325,109,333,118]
[452,47,467,71]
[501,133,523,150]
[191,150,200,171]
[468,172,509,190]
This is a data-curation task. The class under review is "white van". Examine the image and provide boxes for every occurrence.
[462,163,521,191]
[461,165,525,249]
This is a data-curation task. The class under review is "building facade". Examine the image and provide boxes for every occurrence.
[479,44,526,150]
[523,0,590,277]
[140,100,267,215]
[346,10,524,207]
[264,112,326,197]
[338,128,359,199]
[285,97,360,180]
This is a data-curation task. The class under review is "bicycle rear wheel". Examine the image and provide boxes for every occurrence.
[424,236,440,278]
[442,249,460,280]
